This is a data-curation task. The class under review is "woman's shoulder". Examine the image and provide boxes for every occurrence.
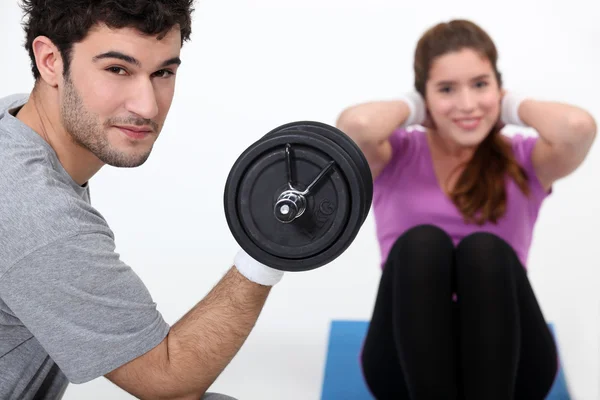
[502,132,550,199]
[502,132,539,166]
[373,127,427,184]
[388,126,427,152]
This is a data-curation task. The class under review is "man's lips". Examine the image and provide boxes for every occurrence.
[114,125,153,139]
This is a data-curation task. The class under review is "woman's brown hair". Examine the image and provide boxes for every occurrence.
[414,19,530,225]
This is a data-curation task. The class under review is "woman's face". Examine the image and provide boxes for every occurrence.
[425,48,503,149]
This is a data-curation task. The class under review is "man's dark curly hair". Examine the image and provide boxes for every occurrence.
[19,0,195,80]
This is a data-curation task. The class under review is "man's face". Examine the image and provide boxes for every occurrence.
[59,24,182,167]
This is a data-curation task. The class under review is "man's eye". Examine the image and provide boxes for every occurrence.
[153,69,175,78]
[107,67,127,75]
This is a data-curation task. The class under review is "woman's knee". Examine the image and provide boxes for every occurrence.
[388,224,453,260]
[458,231,509,251]
[455,232,519,279]
[385,224,454,281]
[457,232,517,261]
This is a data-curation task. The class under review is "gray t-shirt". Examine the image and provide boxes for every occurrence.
[0,94,171,399]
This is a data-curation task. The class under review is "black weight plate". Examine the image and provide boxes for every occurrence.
[263,121,372,215]
[271,128,370,261]
[238,145,350,259]
[225,134,360,271]
[284,122,372,220]
[314,123,373,215]
[287,123,372,221]
[259,124,371,267]
[264,121,373,222]
[224,131,365,272]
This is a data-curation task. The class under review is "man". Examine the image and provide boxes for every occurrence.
[0,1,286,399]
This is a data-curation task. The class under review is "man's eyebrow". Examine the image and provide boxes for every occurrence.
[158,57,182,68]
[92,51,140,67]
[92,51,182,68]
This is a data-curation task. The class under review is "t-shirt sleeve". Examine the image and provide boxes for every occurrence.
[0,231,171,384]
[511,134,552,204]
[374,127,415,185]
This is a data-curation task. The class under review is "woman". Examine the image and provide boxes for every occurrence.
[336,19,596,400]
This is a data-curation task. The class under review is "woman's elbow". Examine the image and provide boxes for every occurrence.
[563,110,597,149]
[571,110,597,140]
[336,110,371,144]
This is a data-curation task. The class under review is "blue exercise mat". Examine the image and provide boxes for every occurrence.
[321,320,570,400]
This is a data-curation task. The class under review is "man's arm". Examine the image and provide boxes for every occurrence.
[105,265,272,399]
[0,192,282,398]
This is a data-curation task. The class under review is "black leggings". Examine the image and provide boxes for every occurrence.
[361,225,558,400]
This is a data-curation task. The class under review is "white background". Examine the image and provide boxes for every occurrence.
[1,0,599,399]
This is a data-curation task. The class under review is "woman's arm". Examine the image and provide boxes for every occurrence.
[336,93,425,178]
[507,94,597,191]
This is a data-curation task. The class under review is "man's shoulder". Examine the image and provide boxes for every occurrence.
[0,152,111,274]
[0,183,111,269]
[0,93,29,114]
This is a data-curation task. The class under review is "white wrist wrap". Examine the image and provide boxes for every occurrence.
[399,92,427,127]
[234,249,284,286]
[501,92,528,126]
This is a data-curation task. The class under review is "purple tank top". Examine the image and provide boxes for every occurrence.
[372,128,550,269]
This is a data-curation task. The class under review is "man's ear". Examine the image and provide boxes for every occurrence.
[32,36,64,87]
